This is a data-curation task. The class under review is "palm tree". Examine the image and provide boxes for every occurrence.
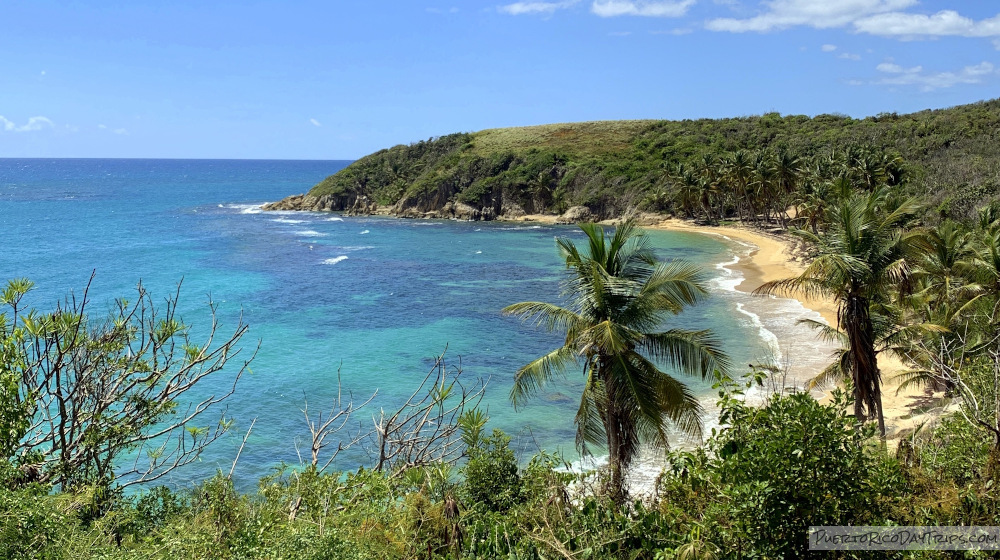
[909,221,983,325]
[897,221,988,394]
[773,149,802,228]
[503,219,729,503]
[755,189,921,436]
[723,150,754,223]
[752,151,778,225]
[670,163,700,219]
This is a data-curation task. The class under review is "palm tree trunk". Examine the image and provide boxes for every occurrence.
[874,377,886,437]
[599,357,629,506]
[844,294,886,437]
[606,405,627,505]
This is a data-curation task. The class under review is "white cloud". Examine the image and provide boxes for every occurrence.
[650,27,693,34]
[875,60,997,91]
[706,0,917,32]
[592,0,695,17]
[97,123,128,134]
[875,62,920,73]
[839,52,861,60]
[706,1,1000,41]
[499,0,579,15]
[821,43,836,52]
[0,115,54,132]
[855,11,1000,38]
[310,118,322,127]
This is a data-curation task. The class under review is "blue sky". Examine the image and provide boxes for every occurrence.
[1,1,998,159]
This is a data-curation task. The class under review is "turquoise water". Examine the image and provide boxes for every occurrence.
[0,159,833,489]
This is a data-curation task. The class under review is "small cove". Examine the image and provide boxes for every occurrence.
[0,158,837,488]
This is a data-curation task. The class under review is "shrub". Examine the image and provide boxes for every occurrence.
[462,429,521,513]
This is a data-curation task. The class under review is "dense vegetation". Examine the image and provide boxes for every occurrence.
[297,99,1000,222]
[2,370,997,558]
[7,99,1000,557]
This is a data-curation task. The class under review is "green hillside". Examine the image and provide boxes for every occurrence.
[287,99,1000,222]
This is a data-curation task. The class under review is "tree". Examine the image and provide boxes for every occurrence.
[0,276,254,490]
[503,219,729,503]
[755,189,921,436]
[723,150,755,223]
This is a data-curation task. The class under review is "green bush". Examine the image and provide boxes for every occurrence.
[462,429,521,513]
[0,483,79,560]
[713,390,901,557]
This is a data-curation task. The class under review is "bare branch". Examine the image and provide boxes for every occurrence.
[366,349,487,477]
[1,278,254,490]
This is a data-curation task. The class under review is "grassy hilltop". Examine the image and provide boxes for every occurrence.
[292,98,1000,222]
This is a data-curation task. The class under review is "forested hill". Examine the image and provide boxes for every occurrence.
[265,99,1000,223]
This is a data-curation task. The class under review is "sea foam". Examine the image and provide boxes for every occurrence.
[225,203,264,214]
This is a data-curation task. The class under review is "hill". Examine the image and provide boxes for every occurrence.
[264,99,1000,223]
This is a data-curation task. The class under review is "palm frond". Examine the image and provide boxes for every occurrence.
[891,366,945,394]
[574,377,606,454]
[510,346,581,408]
[798,317,846,344]
[653,369,705,440]
[805,353,849,390]
[640,329,730,379]
[501,301,584,333]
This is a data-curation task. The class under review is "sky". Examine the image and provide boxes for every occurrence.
[1,1,998,159]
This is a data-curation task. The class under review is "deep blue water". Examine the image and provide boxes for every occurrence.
[0,158,833,489]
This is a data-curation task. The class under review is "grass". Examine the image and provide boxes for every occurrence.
[470,120,657,158]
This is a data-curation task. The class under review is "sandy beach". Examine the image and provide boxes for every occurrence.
[646,217,946,445]
[516,212,947,444]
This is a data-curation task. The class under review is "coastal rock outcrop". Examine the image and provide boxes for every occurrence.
[261,194,339,212]
[262,193,378,214]
[558,205,593,224]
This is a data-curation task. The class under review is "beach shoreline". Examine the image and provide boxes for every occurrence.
[514,212,946,446]
[645,217,945,445]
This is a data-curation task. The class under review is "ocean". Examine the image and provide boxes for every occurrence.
[0,158,836,489]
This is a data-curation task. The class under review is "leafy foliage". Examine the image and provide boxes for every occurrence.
[0,278,252,490]
[710,386,898,558]
[462,429,521,513]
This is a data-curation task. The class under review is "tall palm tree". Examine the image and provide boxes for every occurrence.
[670,163,700,219]
[724,150,754,222]
[752,151,778,225]
[773,149,802,228]
[755,189,921,436]
[503,219,729,503]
